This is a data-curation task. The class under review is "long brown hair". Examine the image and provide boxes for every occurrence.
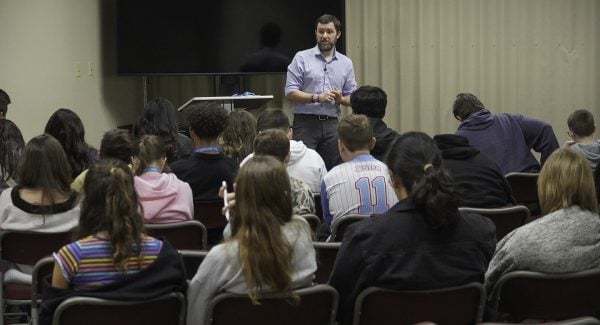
[230,155,296,304]
[132,135,169,175]
[222,109,257,164]
[77,159,145,272]
[538,148,598,215]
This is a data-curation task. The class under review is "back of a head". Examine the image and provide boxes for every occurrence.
[253,129,290,162]
[538,148,598,215]
[0,119,25,180]
[100,129,133,164]
[338,114,373,152]
[222,109,257,163]
[232,155,294,303]
[44,108,92,176]
[315,14,341,32]
[80,159,144,271]
[186,102,228,139]
[132,135,167,176]
[133,97,179,160]
[0,89,10,116]
[567,109,595,138]
[386,132,459,229]
[18,134,72,200]
[350,85,387,119]
[256,109,290,133]
[452,93,485,121]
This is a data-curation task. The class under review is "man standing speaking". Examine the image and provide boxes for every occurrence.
[285,14,357,170]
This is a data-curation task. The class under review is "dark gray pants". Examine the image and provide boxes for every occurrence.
[292,114,341,171]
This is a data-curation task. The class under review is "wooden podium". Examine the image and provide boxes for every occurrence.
[177,95,274,112]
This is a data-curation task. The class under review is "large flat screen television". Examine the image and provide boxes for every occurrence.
[116,0,346,75]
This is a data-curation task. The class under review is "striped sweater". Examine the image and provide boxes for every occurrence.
[53,235,163,290]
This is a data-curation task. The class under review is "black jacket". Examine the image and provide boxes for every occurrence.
[329,198,497,324]
[434,134,515,208]
[40,240,187,325]
[369,117,399,162]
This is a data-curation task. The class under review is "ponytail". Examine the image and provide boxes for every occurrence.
[132,135,169,176]
[386,132,459,229]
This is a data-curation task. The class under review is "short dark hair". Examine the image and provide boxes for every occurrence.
[100,128,133,163]
[0,89,10,115]
[186,102,228,139]
[253,129,290,162]
[350,85,387,119]
[256,109,290,132]
[567,109,595,137]
[315,14,341,32]
[452,93,485,121]
[338,114,373,152]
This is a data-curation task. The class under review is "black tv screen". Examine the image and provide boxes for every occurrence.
[116,0,346,75]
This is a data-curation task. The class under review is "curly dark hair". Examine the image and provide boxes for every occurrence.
[0,119,24,181]
[0,89,10,116]
[100,129,133,164]
[133,97,180,161]
[186,102,228,139]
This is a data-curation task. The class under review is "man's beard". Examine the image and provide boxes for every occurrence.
[318,40,335,52]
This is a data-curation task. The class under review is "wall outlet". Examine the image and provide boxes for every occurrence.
[88,61,95,76]
[75,61,81,77]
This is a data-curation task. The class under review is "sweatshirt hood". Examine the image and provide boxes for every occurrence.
[289,140,307,166]
[135,173,180,218]
[572,141,600,168]
[459,109,494,131]
[433,134,480,160]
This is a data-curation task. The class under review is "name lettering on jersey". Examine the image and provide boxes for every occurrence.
[355,164,382,172]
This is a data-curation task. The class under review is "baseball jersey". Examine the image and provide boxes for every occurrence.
[321,154,398,224]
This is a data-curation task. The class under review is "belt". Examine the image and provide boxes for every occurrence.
[294,114,337,121]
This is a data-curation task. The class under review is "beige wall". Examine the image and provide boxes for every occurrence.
[1,0,598,148]
[0,0,142,147]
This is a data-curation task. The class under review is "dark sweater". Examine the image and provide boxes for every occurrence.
[170,152,237,201]
[434,134,515,208]
[369,117,399,162]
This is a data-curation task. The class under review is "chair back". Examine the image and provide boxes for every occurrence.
[0,230,72,265]
[459,205,530,240]
[205,284,338,325]
[31,257,55,325]
[353,282,485,325]
[480,316,600,325]
[52,292,185,325]
[313,242,341,284]
[505,172,539,216]
[193,199,227,246]
[179,249,208,280]
[329,214,370,242]
[145,220,207,250]
[301,214,321,236]
[492,269,600,320]
[314,194,324,222]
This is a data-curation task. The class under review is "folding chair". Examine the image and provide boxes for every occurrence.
[353,282,486,325]
[0,230,72,325]
[505,172,539,218]
[31,257,54,325]
[300,214,321,237]
[329,214,370,242]
[145,220,207,250]
[179,249,208,280]
[193,199,227,247]
[491,269,600,321]
[481,316,600,325]
[313,242,341,284]
[459,205,530,240]
[52,292,185,325]
[205,284,338,325]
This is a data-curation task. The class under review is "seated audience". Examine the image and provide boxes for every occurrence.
[321,114,398,225]
[350,85,399,161]
[565,109,600,169]
[434,134,514,208]
[0,134,80,283]
[186,156,316,325]
[132,135,193,223]
[42,160,186,325]
[240,108,326,194]
[485,148,600,298]
[45,108,97,178]
[0,119,25,190]
[253,129,315,215]
[133,97,193,163]
[0,88,11,119]
[171,102,237,200]
[329,132,496,325]
[222,109,257,165]
[71,128,133,192]
[453,93,559,174]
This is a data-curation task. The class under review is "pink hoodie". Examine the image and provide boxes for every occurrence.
[134,172,194,223]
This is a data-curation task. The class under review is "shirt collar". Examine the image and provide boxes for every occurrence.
[312,45,338,61]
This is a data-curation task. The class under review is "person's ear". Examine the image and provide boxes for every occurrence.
[369,137,376,151]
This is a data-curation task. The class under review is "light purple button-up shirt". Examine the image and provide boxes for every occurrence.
[285,45,357,117]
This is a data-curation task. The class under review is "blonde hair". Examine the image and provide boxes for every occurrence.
[538,148,598,215]
[230,155,301,304]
